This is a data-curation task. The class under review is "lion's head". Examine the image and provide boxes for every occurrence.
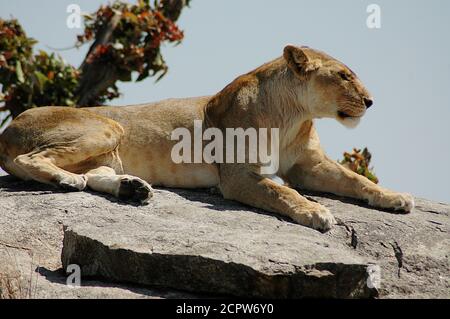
[283,45,373,128]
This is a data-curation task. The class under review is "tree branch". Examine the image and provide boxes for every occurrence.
[76,0,189,107]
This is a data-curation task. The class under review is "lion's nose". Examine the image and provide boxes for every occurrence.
[364,98,373,109]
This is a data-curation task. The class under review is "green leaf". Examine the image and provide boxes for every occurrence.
[64,98,75,106]
[15,60,25,83]
[136,69,149,82]
[155,68,167,82]
[1,113,12,128]
[34,71,48,91]
[82,13,94,21]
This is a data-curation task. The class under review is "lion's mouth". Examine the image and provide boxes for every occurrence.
[338,111,353,119]
[337,111,363,119]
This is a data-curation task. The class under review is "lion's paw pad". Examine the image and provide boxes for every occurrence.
[118,176,154,205]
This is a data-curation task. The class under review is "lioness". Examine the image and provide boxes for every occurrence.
[0,45,414,231]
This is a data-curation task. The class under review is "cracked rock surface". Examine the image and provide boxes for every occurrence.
[0,176,449,298]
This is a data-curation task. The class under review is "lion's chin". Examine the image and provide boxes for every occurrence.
[336,116,361,129]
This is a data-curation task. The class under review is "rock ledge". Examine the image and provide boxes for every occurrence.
[0,176,449,299]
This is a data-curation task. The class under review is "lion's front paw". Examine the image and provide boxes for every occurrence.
[291,204,336,232]
[370,192,415,213]
[118,176,154,205]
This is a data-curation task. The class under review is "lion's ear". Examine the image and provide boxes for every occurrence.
[283,45,321,77]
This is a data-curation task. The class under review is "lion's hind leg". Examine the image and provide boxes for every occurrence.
[11,122,122,192]
[13,147,153,204]
[14,148,88,191]
[3,107,152,204]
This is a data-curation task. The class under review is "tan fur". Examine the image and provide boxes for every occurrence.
[0,45,414,231]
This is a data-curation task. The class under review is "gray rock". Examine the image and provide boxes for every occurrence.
[0,176,449,298]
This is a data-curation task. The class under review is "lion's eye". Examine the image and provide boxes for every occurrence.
[339,72,351,81]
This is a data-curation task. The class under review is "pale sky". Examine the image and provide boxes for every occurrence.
[0,0,449,203]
